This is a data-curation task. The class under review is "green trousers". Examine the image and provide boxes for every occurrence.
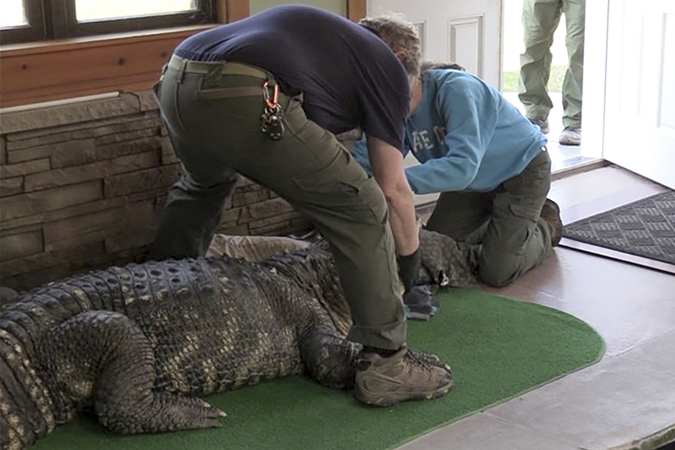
[149,58,406,350]
[425,149,553,287]
[518,0,585,128]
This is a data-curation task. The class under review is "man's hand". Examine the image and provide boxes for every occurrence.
[402,284,442,321]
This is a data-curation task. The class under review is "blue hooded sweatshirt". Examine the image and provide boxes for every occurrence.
[351,69,547,194]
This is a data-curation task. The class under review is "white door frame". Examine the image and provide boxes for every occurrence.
[581,0,610,161]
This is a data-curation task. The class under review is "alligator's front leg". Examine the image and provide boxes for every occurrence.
[41,310,226,434]
[300,326,361,390]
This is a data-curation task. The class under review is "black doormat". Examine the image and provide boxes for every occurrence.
[562,190,675,266]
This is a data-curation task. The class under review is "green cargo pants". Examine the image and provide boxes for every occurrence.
[518,0,585,128]
[424,149,553,287]
[148,56,406,350]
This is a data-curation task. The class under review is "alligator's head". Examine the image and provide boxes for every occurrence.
[418,229,479,288]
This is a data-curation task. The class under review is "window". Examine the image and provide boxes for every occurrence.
[76,1,198,22]
[2,1,28,28]
[0,0,216,45]
[1,1,50,43]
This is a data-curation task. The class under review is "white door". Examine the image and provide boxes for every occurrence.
[602,0,675,189]
[366,0,503,88]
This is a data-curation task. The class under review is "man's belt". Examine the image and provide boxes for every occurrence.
[168,54,268,80]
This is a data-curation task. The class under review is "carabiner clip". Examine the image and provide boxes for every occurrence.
[262,81,280,110]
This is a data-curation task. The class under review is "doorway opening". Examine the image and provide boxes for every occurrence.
[501,0,595,173]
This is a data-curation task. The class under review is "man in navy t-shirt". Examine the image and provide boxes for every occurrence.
[148,5,453,407]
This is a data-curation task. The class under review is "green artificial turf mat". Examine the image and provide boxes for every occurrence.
[34,288,605,450]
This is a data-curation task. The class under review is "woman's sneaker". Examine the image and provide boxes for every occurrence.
[354,345,453,406]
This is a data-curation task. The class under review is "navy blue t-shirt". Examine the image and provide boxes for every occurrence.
[175,5,410,152]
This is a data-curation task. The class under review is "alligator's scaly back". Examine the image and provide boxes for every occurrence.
[1,258,232,449]
[263,241,352,336]
[0,246,360,450]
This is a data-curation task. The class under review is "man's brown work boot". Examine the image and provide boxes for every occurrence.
[354,345,453,406]
[540,198,563,247]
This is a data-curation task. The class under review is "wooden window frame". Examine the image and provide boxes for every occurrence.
[0,0,217,45]
[0,0,367,108]
[1,1,51,44]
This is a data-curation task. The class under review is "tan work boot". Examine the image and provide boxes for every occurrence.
[354,345,453,406]
[540,199,563,246]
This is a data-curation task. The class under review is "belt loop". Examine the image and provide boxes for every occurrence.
[157,63,168,84]
[177,60,187,84]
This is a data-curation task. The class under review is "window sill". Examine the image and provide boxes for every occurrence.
[0,25,216,108]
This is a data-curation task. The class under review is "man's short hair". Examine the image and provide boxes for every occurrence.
[359,15,422,82]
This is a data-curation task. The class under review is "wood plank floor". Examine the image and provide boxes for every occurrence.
[399,165,675,450]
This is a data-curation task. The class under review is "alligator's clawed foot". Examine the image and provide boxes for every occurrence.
[98,393,227,434]
[155,394,227,430]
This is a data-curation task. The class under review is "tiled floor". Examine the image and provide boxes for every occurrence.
[398,166,675,450]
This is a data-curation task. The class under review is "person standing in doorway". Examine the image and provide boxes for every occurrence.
[148,5,453,407]
[519,0,585,145]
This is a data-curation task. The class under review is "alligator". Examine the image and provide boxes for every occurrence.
[0,239,454,450]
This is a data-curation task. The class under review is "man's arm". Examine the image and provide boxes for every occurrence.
[367,136,419,256]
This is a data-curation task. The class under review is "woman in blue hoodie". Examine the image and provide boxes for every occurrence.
[352,62,562,287]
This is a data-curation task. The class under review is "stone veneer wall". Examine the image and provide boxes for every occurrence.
[0,91,310,292]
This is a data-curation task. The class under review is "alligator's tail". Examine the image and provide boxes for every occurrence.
[0,328,55,450]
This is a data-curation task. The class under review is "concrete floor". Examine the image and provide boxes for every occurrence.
[397,166,675,450]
